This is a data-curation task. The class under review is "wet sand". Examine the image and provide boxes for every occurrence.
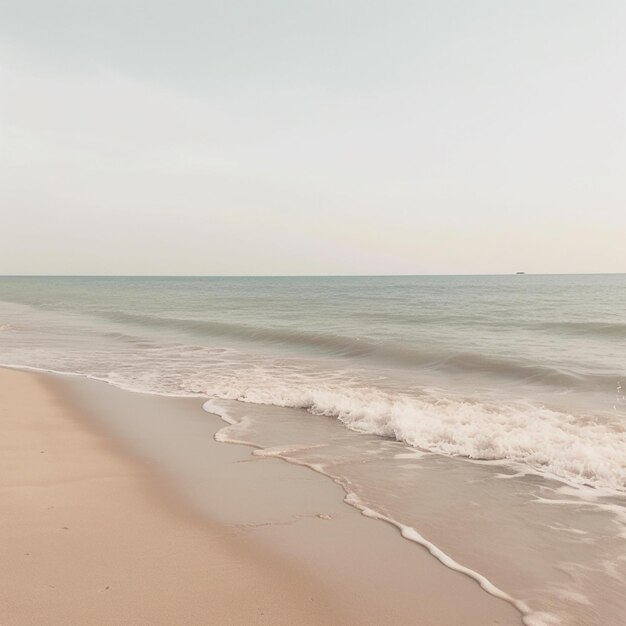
[0,367,520,625]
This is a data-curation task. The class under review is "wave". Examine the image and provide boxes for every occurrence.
[95,310,380,357]
[358,311,626,339]
[535,321,626,338]
[197,377,626,492]
[92,310,619,391]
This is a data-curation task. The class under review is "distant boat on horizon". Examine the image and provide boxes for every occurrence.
[516,271,526,274]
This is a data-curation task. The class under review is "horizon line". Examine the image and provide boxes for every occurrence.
[1,272,625,279]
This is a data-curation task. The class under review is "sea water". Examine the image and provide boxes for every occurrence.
[1,274,625,624]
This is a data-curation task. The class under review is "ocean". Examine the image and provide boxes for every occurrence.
[1,274,625,624]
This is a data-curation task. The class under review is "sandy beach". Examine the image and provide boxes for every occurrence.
[0,366,521,625]
[0,367,343,625]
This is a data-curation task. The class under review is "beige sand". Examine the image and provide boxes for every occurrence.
[0,367,341,625]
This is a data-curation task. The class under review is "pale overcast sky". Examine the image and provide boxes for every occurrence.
[1,1,625,275]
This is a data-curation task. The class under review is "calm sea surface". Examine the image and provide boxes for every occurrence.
[1,274,625,624]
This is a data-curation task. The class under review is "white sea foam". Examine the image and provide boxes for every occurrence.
[196,376,626,492]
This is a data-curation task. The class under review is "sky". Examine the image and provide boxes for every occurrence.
[1,1,625,275]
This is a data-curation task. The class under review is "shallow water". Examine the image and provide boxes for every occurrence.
[208,398,626,625]
[1,274,625,623]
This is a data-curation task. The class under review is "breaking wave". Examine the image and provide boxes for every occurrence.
[193,374,626,492]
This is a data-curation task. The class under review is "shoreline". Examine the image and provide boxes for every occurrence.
[0,367,343,625]
[1,366,521,625]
